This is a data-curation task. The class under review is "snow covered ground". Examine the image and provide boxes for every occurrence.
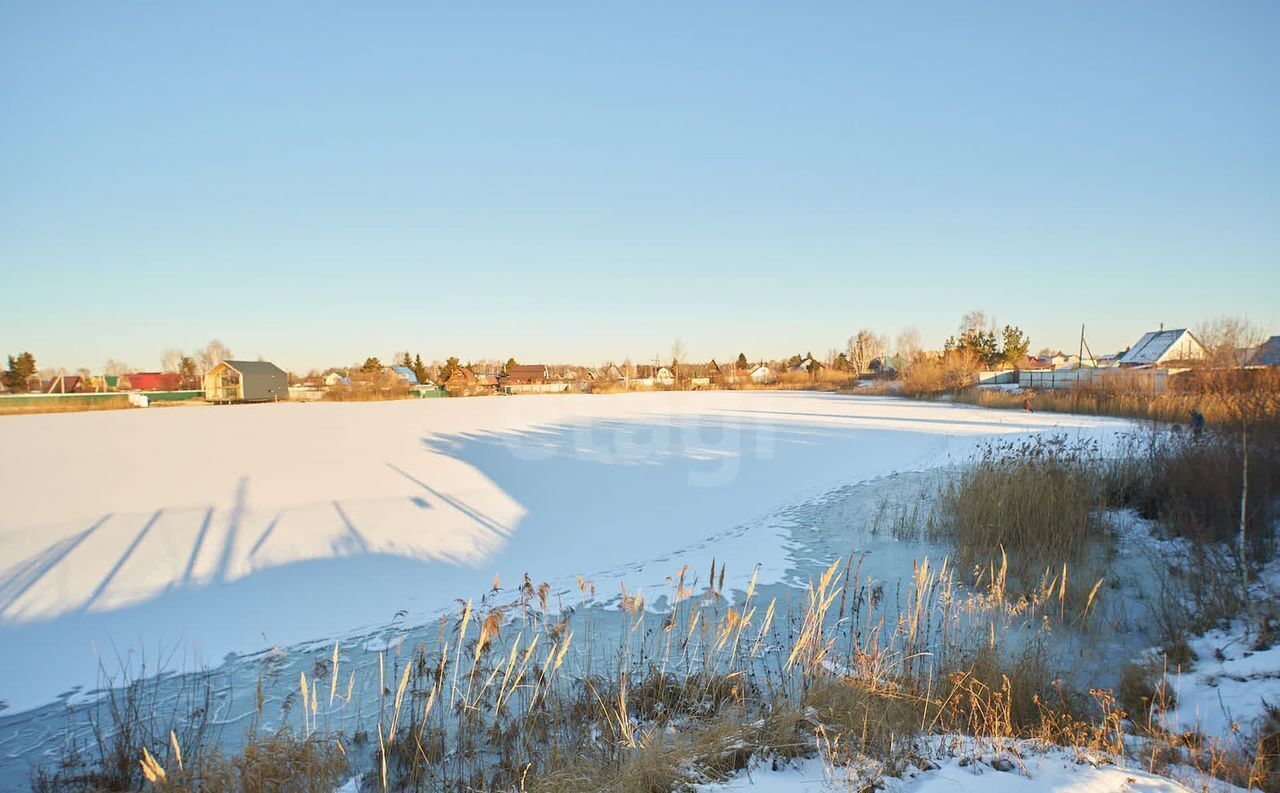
[1163,622,1280,746]
[0,391,1130,781]
[696,743,1246,793]
[1113,510,1280,753]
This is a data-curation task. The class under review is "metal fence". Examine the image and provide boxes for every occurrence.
[1018,368,1175,392]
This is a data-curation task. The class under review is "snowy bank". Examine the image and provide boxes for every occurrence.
[696,740,1246,793]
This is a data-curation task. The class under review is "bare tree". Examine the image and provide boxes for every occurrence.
[161,348,184,373]
[894,328,922,367]
[959,310,992,338]
[1196,316,1266,368]
[198,340,233,373]
[847,329,888,374]
[103,359,131,377]
[670,339,686,387]
[179,356,199,388]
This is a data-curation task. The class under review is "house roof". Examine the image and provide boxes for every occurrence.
[507,365,549,381]
[447,367,477,382]
[1118,329,1203,365]
[1251,336,1280,367]
[219,360,287,377]
[44,375,82,393]
[390,366,419,384]
[447,368,500,385]
[124,372,182,390]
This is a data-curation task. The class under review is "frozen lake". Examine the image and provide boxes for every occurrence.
[0,391,1130,782]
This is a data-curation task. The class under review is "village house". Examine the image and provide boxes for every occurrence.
[444,367,500,396]
[43,374,84,394]
[789,356,821,375]
[124,372,183,391]
[1118,328,1206,367]
[688,359,719,388]
[204,360,289,403]
[388,366,419,385]
[750,365,774,384]
[601,363,625,383]
[1024,351,1079,370]
[506,364,550,385]
[723,367,752,385]
[1250,336,1280,367]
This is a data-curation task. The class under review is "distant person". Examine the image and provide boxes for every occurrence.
[1190,409,1205,439]
[1023,398,1034,413]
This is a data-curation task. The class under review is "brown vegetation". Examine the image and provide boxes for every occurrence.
[958,367,1280,431]
[324,370,412,402]
[929,435,1109,608]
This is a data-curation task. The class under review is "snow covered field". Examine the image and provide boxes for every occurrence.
[0,392,1129,769]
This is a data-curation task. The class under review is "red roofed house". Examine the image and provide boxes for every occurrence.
[123,372,183,391]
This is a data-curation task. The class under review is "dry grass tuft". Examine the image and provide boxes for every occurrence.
[932,435,1109,607]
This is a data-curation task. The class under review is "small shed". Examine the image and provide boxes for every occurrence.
[205,360,289,403]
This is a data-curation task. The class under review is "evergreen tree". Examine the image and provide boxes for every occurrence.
[955,327,1000,367]
[178,356,198,388]
[362,357,382,372]
[5,352,37,392]
[735,353,749,370]
[412,354,430,384]
[1000,325,1030,368]
[440,356,461,382]
[503,357,517,377]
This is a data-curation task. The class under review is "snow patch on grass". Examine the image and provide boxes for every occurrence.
[1162,621,1280,746]
[695,738,1247,793]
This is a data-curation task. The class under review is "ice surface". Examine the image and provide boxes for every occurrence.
[0,392,1127,715]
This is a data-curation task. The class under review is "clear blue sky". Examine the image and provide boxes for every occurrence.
[3,2,1277,372]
